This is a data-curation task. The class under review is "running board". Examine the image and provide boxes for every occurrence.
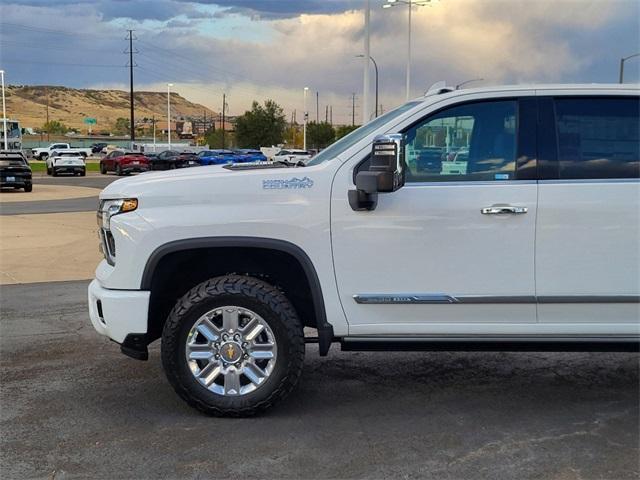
[340,336,640,353]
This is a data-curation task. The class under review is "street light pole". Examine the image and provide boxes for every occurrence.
[303,87,309,150]
[167,83,173,150]
[619,53,640,83]
[0,70,7,150]
[363,0,371,123]
[406,1,411,101]
[356,55,379,117]
[383,0,432,101]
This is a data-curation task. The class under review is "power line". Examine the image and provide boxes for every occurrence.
[0,58,124,68]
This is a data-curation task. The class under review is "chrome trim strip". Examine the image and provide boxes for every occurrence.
[537,295,640,304]
[539,178,640,184]
[353,294,640,305]
[405,180,537,187]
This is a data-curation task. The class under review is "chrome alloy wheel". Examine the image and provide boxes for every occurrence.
[185,306,278,396]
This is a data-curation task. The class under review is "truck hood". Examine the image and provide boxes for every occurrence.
[99,164,319,203]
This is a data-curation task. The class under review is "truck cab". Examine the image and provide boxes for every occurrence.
[88,84,640,416]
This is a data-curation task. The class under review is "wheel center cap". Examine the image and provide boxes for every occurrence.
[220,341,242,363]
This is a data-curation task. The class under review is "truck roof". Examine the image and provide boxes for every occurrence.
[418,82,639,100]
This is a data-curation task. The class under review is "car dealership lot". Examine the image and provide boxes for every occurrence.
[0,174,638,479]
[1,281,638,479]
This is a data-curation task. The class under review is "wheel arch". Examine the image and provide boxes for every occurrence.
[141,237,334,356]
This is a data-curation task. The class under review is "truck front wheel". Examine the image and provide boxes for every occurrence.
[161,275,305,417]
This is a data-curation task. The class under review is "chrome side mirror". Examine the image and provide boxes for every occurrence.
[349,134,405,211]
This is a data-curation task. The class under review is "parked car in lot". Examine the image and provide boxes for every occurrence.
[32,143,92,160]
[234,149,267,163]
[196,149,241,166]
[47,151,86,176]
[91,143,108,154]
[0,151,32,191]
[273,149,312,163]
[89,84,639,417]
[150,150,200,170]
[100,150,150,176]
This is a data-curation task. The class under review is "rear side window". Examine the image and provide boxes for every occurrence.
[555,97,639,179]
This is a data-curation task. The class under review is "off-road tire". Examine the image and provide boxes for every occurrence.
[24,184,33,192]
[161,275,305,417]
[80,170,86,177]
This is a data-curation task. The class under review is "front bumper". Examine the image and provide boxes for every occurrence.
[88,279,150,344]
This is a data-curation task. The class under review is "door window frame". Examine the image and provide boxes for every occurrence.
[353,97,538,183]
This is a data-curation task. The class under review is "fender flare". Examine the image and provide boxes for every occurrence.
[141,236,334,355]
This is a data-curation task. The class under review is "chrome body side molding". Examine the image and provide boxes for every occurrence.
[353,294,640,305]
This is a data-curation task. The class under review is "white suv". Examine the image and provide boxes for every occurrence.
[88,84,640,416]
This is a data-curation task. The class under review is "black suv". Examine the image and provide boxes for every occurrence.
[0,151,33,192]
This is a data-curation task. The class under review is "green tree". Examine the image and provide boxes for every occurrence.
[205,129,235,149]
[335,124,359,140]
[284,124,303,149]
[234,100,286,148]
[307,121,335,149]
[42,120,68,135]
[114,117,130,135]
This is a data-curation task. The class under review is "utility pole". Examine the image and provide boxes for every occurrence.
[325,105,328,123]
[127,30,136,147]
[152,115,156,151]
[316,91,319,123]
[351,93,356,126]
[330,105,333,126]
[221,93,226,149]
[46,86,50,142]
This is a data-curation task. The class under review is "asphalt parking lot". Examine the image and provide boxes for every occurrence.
[1,281,638,479]
[1,174,639,479]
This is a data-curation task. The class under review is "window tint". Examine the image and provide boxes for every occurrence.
[404,101,517,182]
[555,97,639,179]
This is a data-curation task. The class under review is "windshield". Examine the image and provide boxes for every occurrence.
[306,101,422,166]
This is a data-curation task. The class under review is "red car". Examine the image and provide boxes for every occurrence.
[100,150,150,176]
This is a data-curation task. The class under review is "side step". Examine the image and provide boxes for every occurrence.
[340,336,640,353]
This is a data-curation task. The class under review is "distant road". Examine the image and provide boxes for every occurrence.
[0,175,118,215]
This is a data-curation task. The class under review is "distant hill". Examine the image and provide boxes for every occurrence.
[5,85,217,132]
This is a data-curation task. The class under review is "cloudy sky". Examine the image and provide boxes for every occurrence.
[1,0,639,124]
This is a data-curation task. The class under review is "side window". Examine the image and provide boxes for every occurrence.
[555,97,639,179]
[404,101,517,182]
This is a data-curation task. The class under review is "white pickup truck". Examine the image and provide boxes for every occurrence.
[32,143,92,160]
[88,83,640,417]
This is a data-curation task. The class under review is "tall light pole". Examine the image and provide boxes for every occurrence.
[363,0,371,123]
[0,70,7,150]
[619,53,640,83]
[167,83,173,150]
[383,0,432,101]
[357,55,379,118]
[303,87,309,150]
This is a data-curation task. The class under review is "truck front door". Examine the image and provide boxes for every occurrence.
[331,97,539,336]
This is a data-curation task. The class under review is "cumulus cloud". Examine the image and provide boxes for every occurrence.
[1,0,638,124]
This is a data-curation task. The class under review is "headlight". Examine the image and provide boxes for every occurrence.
[98,198,137,230]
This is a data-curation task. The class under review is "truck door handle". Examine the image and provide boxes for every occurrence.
[481,205,528,215]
